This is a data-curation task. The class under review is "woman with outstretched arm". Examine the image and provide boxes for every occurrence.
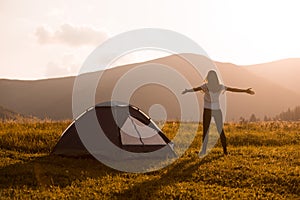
[182,70,255,157]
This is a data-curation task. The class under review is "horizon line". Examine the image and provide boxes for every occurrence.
[1,54,299,81]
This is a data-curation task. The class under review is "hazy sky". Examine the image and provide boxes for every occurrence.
[1,0,300,79]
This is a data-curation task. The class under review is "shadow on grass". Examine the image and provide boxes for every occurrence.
[111,153,224,199]
[0,151,223,192]
[0,154,118,189]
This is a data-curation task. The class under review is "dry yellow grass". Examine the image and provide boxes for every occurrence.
[0,120,299,199]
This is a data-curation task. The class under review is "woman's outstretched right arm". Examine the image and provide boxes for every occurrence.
[182,87,202,94]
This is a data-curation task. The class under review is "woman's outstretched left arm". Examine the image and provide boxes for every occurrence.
[182,87,202,94]
[226,87,255,95]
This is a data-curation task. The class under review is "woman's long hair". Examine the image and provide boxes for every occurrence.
[205,70,222,92]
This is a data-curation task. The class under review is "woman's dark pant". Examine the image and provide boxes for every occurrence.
[202,108,227,154]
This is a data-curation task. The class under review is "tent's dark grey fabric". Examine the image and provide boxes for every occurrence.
[51,102,176,158]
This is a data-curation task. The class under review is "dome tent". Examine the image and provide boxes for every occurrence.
[51,101,176,160]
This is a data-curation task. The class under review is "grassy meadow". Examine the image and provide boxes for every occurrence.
[0,120,299,199]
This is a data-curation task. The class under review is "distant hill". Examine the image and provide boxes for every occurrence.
[0,106,23,120]
[244,58,300,94]
[0,76,74,120]
[0,54,299,121]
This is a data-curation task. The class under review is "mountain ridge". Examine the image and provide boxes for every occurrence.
[0,54,299,121]
[1,57,298,81]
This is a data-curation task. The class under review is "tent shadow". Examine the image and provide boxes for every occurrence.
[112,153,224,199]
[0,154,118,189]
[0,152,223,194]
